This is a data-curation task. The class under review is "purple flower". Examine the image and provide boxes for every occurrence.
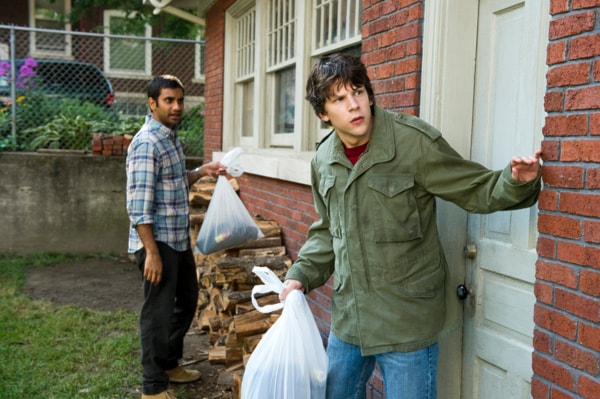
[0,61,9,77]
[17,62,37,89]
[19,65,35,78]
[0,58,37,89]
[23,57,37,68]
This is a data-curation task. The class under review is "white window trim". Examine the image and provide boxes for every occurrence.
[103,10,152,79]
[224,0,259,151]
[29,0,73,58]
[213,149,313,185]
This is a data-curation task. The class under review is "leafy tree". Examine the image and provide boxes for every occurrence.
[60,0,201,39]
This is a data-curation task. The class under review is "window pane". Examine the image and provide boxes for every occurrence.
[110,40,145,71]
[268,0,296,67]
[314,0,361,50]
[275,66,295,134]
[34,0,67,53]
[240,80,255,137]
[236,8,256,79]
[234,6,256,140]
[35,18,64,52]
[109,16,146,71]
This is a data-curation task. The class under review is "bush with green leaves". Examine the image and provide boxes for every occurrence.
[2,95,116,151]
[3,96,204,156]
[19,97,119,151]
[90,116,144,137]
[178,104,204,157]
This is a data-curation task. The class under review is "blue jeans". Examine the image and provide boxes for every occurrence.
[326,332,438,399]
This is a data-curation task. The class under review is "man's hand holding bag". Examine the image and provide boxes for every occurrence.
[241,266,328,399]
[194,148,263,254]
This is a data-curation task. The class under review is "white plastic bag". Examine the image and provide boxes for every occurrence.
[241,266,328,399]
[194,148,263,254]
[220,146,244,177]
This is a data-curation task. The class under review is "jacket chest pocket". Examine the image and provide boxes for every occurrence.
[319,175,342,238]
[368,174,422,242]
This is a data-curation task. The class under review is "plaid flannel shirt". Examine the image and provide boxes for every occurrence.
[126,116,190,253]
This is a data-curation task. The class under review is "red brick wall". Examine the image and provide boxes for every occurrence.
[533,1,600,398]
[362,0,424,116]
[203,0,234,161]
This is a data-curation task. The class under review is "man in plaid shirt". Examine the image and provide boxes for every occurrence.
[126,75,223,399]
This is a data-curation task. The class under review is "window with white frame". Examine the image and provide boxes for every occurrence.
[29,0,72,58]
[234,6,256,140]
[103,10,152,78]
[267,0,296,146]
[222,0,361,178]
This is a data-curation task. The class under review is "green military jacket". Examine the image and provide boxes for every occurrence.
[286,105,542,355]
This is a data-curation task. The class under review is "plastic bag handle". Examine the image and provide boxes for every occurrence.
[221,147,244,177]
[251,266,285,314]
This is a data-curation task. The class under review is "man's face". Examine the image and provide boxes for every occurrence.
[319,83,373,148]
[149,87,184,129]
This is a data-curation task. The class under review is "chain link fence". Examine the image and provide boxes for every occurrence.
[0,25,205,156]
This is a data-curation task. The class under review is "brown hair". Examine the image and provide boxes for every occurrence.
[305,53,375,116]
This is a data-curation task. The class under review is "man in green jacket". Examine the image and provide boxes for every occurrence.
[280,53,542,399]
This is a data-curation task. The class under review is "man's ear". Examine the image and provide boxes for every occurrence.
[318,113,329,124]
[148,97,156,112]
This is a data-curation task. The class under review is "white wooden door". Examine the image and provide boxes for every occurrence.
[462,1,549,398]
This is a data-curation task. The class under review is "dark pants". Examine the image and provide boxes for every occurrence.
[135,242,199,395]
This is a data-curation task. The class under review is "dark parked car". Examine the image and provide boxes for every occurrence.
[0,58,115,108]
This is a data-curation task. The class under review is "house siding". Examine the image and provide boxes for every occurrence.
[0,3,29,26]
[533,1,600,398]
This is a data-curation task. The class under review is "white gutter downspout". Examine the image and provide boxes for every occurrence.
[143,0,206,25]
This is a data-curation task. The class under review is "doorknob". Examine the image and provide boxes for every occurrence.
[456,284,471,300]
[464,244,477,259]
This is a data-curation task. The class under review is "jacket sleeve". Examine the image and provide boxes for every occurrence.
[285,159,335,294]
[420,136,542,214]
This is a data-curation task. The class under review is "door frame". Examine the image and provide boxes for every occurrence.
[420,1,479,398]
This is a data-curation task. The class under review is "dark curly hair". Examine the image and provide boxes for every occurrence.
[305,53,375,117]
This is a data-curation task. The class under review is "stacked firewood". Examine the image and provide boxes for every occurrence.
[189,175,291,397]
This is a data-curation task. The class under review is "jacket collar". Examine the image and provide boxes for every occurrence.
[326,105,396,168]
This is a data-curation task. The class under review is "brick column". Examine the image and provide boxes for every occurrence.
[533,3,600,398]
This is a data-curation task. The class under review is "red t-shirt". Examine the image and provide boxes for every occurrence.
[344,142,369,165]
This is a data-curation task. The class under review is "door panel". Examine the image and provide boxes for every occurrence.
[462,0,548,398]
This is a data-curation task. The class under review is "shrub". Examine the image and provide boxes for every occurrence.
[178,104,204,157]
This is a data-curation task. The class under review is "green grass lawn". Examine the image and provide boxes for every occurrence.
[0,253,141,398]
